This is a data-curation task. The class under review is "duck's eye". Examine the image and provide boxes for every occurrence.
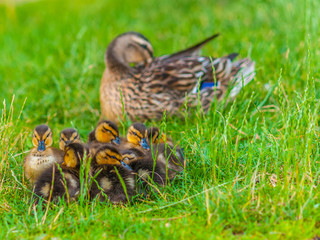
[140,44,147,50]
[154,136,158,142]
[133,132,137,136]
[73,135,78,140]
[46,133,50,139]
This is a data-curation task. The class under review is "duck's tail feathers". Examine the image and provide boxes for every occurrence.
[160,33,220,63]
[228,58,256,98]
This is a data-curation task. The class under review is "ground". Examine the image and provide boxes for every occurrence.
[0,0,320,239]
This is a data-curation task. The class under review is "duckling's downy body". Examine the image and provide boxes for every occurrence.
[100,32,256,123]
[24,125,64,186]
[121,148,167,190]
[147,127,185,179]
[33,143,87,203]
[90,144,135,204]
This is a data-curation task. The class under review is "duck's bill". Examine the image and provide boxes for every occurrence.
[37,140,46,152]
[112,136,121,145]
[140,138,150,150]
[120,161,132,171]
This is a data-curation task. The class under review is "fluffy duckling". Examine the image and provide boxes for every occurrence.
[24,125,64,186]
[152,143,185,180]
[33,143,87,203]
[87,120,121,155]
[121,148,167,193]
[147,127,172,145]
[121,123,150,151]
[90,144,135,204]
[147,127,184,179]
[59,128,81,151]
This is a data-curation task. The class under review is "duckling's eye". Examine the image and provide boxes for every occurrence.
[73,135,78,140]
[46,133,50,139]
[154,136,158,142]
[133,132,137,136]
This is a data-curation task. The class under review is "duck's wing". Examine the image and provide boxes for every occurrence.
[139,53,241,93]
[157,33,220,63]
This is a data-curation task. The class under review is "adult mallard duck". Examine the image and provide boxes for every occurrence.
[100,32,255,123]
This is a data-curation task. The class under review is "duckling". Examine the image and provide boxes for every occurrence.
[147,127,184,179]
[147,127,172,145]
[121,123,150,151]
[90,144,135,204]
[59,128,81,151]
[24,125,64,186]
[87,120,121,155]
[152,143,185,180]
[122,144,183,185]
[121,148,167,193]
[33,143,87,203]
[100,32,256,123]
[88,120,120,144]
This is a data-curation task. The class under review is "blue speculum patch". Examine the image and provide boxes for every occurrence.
[199,82,217,90]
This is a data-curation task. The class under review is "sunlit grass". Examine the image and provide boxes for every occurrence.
[0,0,320,238]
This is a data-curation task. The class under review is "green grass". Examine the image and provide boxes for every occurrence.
[1,0,320,238]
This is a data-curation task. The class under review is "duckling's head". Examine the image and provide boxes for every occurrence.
[127,123,150,150]
[62,143,86,168]
[121,148,145,163]
[32,125,53,152]
[106,32,154,68]
[94,144,122,165]
[147,127,167,144]
[95,120,120,145]
[59,128,81,151]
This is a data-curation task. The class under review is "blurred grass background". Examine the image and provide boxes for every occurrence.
[0,0,320,239]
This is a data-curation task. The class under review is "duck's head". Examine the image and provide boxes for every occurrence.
[95,120,120,145]
[147,127,167,144]
[62,143,86,169]
[106,32,154,68]
[127,123,150,150]
[59,128,81,151]
[32,125,53,152]
[94,144,122,166]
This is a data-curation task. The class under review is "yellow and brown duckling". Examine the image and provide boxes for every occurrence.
[152,143,185,180]
[87,120,121,155]
[24,125,64,186]
[33,143,87,203]
[59,128,81,151]
[121,148,167,191]
[100,32,256,123]
[147,127,172,145]
[90,144,135,204]
[147,127,184,179]
[88,120,120,144]
[121,123,150,151]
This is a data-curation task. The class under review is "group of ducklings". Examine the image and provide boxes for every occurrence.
[24,121,184,204]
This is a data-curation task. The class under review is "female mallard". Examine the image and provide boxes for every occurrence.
[100,32,255,123]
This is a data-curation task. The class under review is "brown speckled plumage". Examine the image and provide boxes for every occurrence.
[100,32,255,123]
